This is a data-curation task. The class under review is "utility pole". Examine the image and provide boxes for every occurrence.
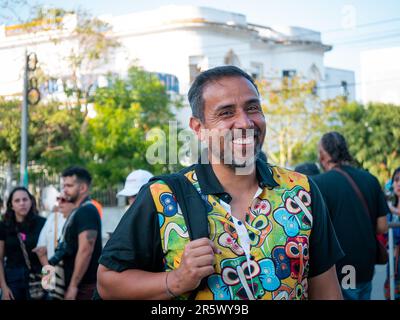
[20,50,29,187]
[20,51,40,187]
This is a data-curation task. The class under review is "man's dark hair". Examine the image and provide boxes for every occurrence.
[320,131,353,164]
[62,166,92,186]
[188,65,259,122]
[294,162,321,176]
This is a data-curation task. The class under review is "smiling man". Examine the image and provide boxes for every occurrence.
[97,66,344,300]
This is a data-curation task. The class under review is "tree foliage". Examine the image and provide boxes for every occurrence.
[337,102,400,184]
[84,66,183,188]
[258,76,342,167]
[0,98,21,164]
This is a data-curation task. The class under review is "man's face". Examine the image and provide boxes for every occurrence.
[318,142,330,172]
[192,76,266,168]
[62,175,84,204]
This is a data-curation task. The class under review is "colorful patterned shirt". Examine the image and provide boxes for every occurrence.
[99,159,344,300]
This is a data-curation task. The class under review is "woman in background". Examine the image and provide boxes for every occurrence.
[385,167,400,300]
[0,187,45,300]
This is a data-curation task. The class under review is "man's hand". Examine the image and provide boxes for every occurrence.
[64,285,78,300]
[1,286,15,300]
[168,238,221,296]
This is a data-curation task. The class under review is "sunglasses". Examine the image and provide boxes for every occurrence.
[56,197,68,203]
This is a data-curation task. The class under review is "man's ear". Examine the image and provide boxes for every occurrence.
[79,183,89,195]
[189,116,205,141]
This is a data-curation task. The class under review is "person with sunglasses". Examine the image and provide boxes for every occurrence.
[33,192,74,267]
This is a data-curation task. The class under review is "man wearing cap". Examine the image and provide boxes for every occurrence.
[117,170,154,206]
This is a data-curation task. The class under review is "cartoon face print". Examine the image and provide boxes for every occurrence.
[218,232,244,255]
[282,186,312,228]
[273,208,300,237]
[273,186,312,236]
[209,256,280,300]
[159,192,178,217]
[248,214,272,247]
[272,283,292,300]
[271,246,291,280]
[250,199,271,217]
[221,257,263,300]
[285,236,309,282]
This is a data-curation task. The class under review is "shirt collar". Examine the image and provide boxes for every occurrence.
[194,155,279,199]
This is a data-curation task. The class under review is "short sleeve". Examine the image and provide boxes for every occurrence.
[308,178,345,278]
[98,185,164,273]
[74,203,100,235]
[0,222,6,241]
[36,215,51,247]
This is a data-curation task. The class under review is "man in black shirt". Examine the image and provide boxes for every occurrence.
[60,166,102,300]
[97,66,344,300]
[313,131,389,300]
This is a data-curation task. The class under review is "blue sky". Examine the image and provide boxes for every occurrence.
[2,0,400,97]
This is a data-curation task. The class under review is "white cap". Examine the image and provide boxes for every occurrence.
[41,185,60,212]
[117,170,153,197]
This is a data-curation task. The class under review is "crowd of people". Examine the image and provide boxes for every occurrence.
[0,65,399,300]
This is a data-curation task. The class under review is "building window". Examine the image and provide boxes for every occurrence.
[282,69,296,78]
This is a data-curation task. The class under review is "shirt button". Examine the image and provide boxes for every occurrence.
[237,221,242,225]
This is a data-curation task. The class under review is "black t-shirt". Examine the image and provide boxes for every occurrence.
[312,165,390,283]
[63,199,102,287]
[99,162,344,285]
[0,215,46,273]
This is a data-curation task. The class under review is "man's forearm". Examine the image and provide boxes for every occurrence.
[97,265,177,300]
[69,248,93,288]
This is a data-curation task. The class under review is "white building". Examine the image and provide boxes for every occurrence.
[360,47,400,105]
[0,5,355,124]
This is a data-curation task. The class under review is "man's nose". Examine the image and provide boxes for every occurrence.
[235,109,254,129]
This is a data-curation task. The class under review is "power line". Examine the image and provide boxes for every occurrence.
[283,17,400,41]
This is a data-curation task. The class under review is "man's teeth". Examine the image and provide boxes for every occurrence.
[232,137,255,144]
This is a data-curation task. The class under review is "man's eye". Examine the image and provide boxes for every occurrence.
[219,111,234,117]
[247,105,260,111]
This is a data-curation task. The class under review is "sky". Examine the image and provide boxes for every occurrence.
[2,0,400,99]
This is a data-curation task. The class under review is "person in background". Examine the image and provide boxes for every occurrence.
[57,166,102,300]
[33,193,68,267]
[0,187,46,300]
[313,131,389,300]
[91,199,103,220]
[33,186,66,266]
[294,162,321,176]
[385,167,400,300]
[117,169,153,207]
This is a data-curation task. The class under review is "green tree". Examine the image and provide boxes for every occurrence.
[84,66,183,189]
[337,102,400,184]
[258,76,342,167]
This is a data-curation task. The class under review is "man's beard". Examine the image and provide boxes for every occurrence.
[66,192,79,204]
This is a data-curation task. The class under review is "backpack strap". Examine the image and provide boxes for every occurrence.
[149,173,209,240]
[149,172,209,299]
